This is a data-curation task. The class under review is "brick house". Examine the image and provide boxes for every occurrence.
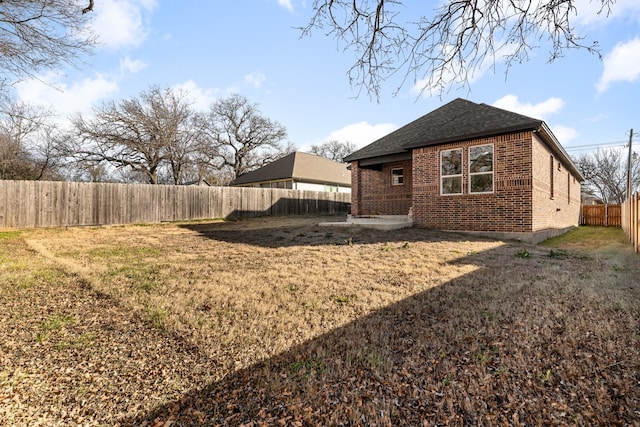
[343,99,584,242]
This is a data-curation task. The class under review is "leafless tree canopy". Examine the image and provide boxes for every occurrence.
[63,86,199,185]
[302,0,615,98]
[574,147,639,204]
[56,89,292,185]
[197,94,290,179]
[0,0,96,91]
[309,140,357,162]
[0,101,61,180]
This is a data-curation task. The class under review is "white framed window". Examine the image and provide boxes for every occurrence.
[469,144,494,194]
[391,168,404,186]
[441,149,463,195]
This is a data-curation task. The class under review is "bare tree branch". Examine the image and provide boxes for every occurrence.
[61,86,198,185]
[82,0,95,14]
[574,147,639,204]
[0,100,61,180]
[301,0,615,98]
[309,140,357,162]
[197,94,289,180]
[0,0,96,92]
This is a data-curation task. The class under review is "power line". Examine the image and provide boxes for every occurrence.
[565,140,629,152]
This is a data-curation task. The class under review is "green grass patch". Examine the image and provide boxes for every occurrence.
[89,245,162,259]
[37,313,75,343]
[55,332,96,351]
[144,307,169,330]
[540,226,629,249]
[0,231,22,241]
[289,357,327,379]
[103,265,162,291]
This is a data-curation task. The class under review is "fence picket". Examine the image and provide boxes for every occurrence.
[581,204,622,227]
[0,180,351,229]
[622,193,639,253]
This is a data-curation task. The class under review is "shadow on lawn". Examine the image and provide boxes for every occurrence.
[179,217,492,249]
[122,223,638,426]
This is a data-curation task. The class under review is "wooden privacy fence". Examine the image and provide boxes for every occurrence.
[580,204,621,227]
[622,193,639,253]
[0,180,351,229]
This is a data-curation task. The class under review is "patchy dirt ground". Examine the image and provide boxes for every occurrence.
[0,216,638,426]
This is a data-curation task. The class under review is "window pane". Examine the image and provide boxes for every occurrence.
[442,176,462,194]
[470,174,493,193]
[469,145,493,173]
[391,168,404,185]
[441,149,462,175]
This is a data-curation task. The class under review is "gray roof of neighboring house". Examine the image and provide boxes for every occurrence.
[229,151,351,186]
[344,98,583,181]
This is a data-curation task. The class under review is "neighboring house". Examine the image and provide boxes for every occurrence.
[344,98,584,242]
[230,151,351,193]
[183,178,212,186]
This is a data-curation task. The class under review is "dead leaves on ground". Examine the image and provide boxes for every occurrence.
[1,220,639,426]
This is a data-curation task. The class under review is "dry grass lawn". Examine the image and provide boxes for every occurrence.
[0,216,638,426]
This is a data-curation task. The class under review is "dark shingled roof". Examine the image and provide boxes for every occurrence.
[230,151,351,186]
[344,98,543,162]
[344,98,583,181]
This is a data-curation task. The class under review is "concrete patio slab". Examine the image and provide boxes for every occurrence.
[318,215,413,231]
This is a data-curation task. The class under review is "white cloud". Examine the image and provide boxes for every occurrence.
[492,95,564,120]
[91,0,157,50]
[491,95,577,146]
[171,80,218,112]
[596,38,640,93]
[15,73,119,122]
[278,0,294,12]
[244,72,266,89]
[574,0,640,27]
[119,55,147,75]
[322,121,397,149]
[411,41,518,96]
[549,124,579,146]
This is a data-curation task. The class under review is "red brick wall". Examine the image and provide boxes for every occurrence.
[412,132,534,232]
[350,160,412,215]
[352,130,581,234]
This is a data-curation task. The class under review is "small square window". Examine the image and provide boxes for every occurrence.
[391,168,404,186]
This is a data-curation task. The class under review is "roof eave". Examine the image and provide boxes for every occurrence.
[535,122,585,182]
[344,148,410,163]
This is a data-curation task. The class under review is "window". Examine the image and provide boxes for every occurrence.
[567,172,570,204]
[550,155,554,199]
[441,149,463,195]
[391,168,404,185]
[469,144,493,193]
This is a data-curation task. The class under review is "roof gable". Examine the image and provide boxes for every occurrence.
[230,152,351,186]
[344,98,542,162]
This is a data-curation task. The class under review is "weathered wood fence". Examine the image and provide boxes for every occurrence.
[622,193,639,253]
[0,180,351,229]
[580,204,621,227]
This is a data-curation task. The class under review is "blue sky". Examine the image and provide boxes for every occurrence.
[15,0,640,154]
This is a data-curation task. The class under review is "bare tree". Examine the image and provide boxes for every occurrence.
[574,147,640,204]
[197,94,290,180]
[301,0,614,98]
[62,86,199,185]
[0,1,96,91]
[309,140,357,162]
[0,101,61,180]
